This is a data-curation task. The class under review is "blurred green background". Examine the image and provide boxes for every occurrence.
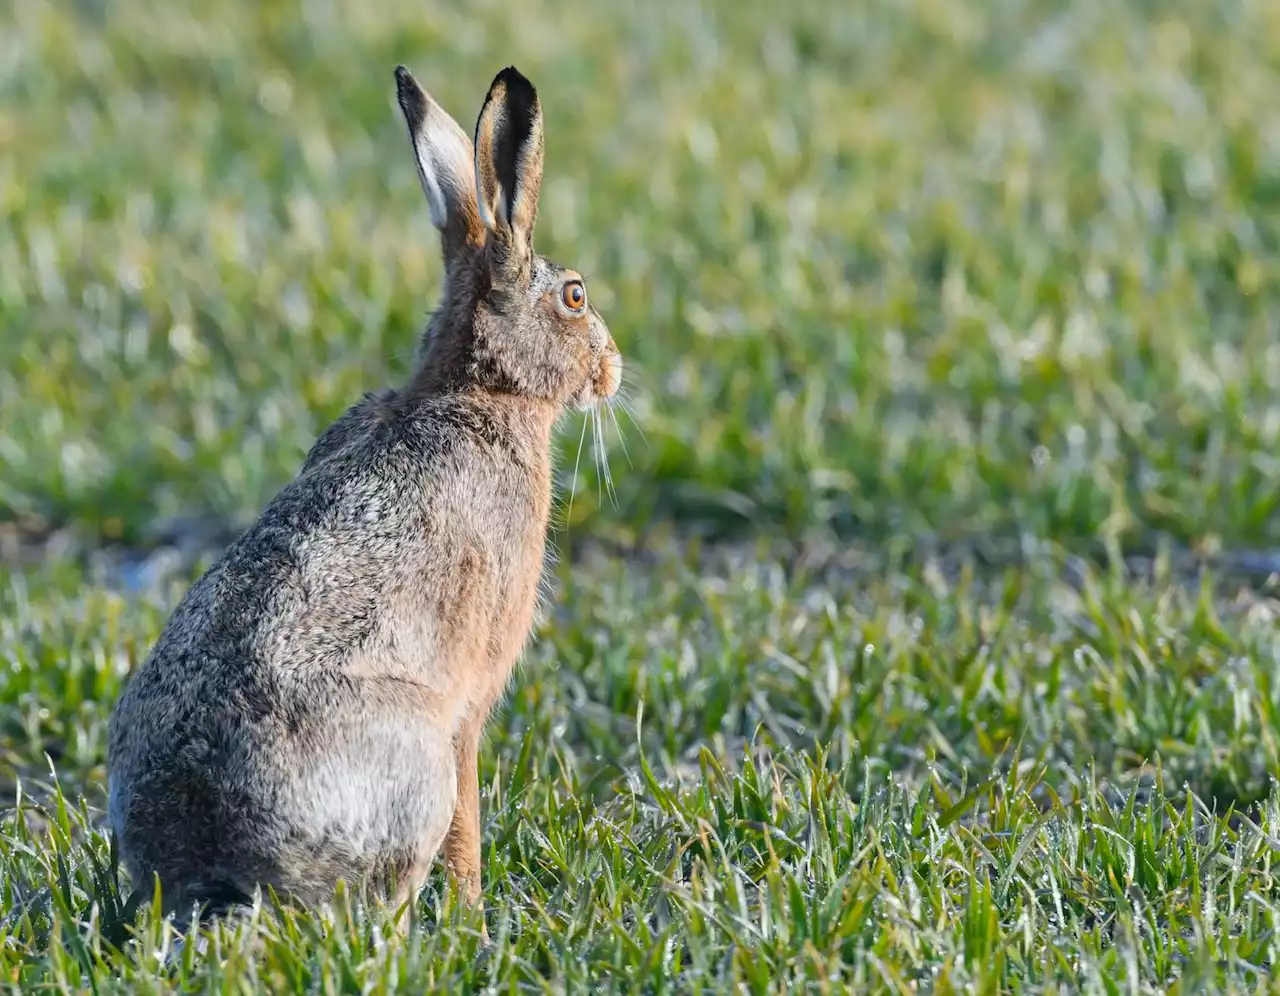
[4,0,1279,553]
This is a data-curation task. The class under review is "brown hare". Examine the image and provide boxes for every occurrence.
[106,64,622,934]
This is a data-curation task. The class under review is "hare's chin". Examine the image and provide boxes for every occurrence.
[572,386,604,412]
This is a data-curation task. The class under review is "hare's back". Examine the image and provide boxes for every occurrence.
[105,405,469,908]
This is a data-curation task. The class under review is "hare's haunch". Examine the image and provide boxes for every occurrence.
[106,65,622,931]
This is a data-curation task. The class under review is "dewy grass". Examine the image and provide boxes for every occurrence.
[3,549,1280,991]
[3,0,1280,990]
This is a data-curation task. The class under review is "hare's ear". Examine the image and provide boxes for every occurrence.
[473,66,544,271]
[395,66,483,261]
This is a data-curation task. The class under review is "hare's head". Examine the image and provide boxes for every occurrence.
[395,65,621,411]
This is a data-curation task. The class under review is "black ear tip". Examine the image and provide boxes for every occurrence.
[395,65,427,125]
[492,65,537,100]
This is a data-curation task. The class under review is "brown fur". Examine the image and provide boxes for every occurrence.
[105,65,621,935]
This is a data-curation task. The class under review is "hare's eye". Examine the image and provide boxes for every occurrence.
[561,280,587,312]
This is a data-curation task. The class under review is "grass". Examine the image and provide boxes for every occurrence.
[5,551,1280,991]
[3,0,1280,990]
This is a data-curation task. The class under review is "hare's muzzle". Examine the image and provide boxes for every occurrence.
[574,316,621,411]
[597,344,622,401]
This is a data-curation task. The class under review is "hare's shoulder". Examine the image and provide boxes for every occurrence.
[169,393,512,609]
[127,392,529,707]
[215,393,509,585]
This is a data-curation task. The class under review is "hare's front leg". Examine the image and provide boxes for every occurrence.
[445,718,488,941]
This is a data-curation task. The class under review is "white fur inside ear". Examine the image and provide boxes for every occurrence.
[412,114,474,230]
[473,158,495,229]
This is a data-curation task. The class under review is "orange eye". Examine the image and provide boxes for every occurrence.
[561,280,586,311]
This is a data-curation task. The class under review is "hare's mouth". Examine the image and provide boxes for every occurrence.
[574,349,621,411]
[598,350,622,400]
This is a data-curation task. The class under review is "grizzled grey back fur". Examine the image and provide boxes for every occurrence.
[106,64,621,924]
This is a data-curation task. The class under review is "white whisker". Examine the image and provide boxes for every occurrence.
[593,407,603,507]
[607,402,632,470]
[615,397,650,451]
[593,406,617,509]
[602,411,618,508]
[566,411,589,525]
[593,407,604,504]
[618,359,654,393]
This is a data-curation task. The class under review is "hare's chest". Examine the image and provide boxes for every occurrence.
[482,526,546,669]
[438,519,540,726]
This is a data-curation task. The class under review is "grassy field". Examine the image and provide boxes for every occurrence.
[3,0,1280,990]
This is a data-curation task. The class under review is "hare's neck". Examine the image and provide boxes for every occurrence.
[495,395,556,536]
[492,393,557,445]
[469,392,559,481]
